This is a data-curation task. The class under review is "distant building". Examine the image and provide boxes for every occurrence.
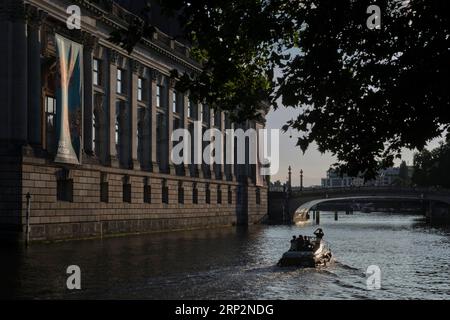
[321,169,364,188]
[321,166,412,188]
[371,167,400,187]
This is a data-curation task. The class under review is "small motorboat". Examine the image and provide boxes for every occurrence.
[277,228,332,268]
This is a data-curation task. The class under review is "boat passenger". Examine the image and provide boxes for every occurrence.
[304,237,312,251]
[296,235,305,250]
[289,236,298,251]
[314,228,325,239]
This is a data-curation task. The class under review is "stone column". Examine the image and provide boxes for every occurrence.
[228,122,236,181]
[149,69,159,173]
[130,60,140,169]
[183,94,190,176]
[217,111,226,180]
[11,1,28,144]
[196,103,205,178]
[107,49,119,167]
[223,114,232,181]
[251,121,259,184]
[26,6,47,146]
[167,79,176,174]
[82,33,97,156]
[209,108,217,179]
[254,121,263,185]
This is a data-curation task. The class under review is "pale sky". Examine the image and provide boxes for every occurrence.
[266,106,443,187]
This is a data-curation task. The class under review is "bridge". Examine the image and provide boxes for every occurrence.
[268,186,450,225]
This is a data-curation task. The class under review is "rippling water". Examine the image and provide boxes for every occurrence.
[1,212,450,299]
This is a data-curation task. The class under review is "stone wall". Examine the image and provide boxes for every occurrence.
[15,154,267,242]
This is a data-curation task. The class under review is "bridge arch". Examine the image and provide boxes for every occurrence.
[268,186,450,225]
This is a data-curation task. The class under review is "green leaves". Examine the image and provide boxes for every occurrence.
[412,138,450,188]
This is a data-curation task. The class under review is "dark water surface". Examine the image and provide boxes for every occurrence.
[1,212,449,299]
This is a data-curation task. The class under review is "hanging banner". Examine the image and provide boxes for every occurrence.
[54,34,83,165]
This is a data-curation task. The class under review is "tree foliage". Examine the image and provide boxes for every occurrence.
[412,136,450,188]
[110,0,450,179]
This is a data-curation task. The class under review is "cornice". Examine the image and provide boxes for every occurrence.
[75,0,202,74]
[26,0,201,74]
[26,4,48,28]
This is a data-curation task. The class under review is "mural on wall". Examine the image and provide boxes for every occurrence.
[54,34,83,165]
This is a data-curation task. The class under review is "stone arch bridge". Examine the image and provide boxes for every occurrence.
[268,186,450,225]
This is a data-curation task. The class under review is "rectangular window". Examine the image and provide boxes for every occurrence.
[115,102,121,158]
[172,91,177,113]
[205,184,210,204]
[187,99,192,118]
[137,107,145,165]
[45,96,56,125]
[193,184,198,204]
[100,182,109,203]
[93,59,101,86]
[138,77,143,101]
[117,69,123,94]
[217,186,222,204]
[228,186,233,204]
[256,188,261,205]
[123,183,131,203]
[156,113,165,164]
[162,180,169,204]
[45,96,57,152]
[156,85,162,108]
[178,183,184,204]
[57,179,73,202]
[92,111,97,153]
[144,185,151,204]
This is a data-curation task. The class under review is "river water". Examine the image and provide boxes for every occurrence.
[1,212,450,300]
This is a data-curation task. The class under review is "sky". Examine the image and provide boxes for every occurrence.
[265,106,443,187]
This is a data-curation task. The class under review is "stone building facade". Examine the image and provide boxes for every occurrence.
[0,0,268,242]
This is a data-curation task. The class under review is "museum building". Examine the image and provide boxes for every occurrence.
[0,0,268,241]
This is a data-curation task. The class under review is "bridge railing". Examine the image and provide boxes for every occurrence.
[269,185,450,197]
